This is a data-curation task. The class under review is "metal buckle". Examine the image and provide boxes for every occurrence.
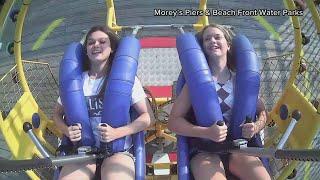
[77,146,92,155]
[232,139,248,148]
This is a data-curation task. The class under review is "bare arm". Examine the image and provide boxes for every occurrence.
[53,103,81,141]
[254,98,268,133]
[145,97,156,127]
[168,84,227,142]
[115,98,152,137]
[99,98,152,143]
[53,103,69,137]
[111,77,155,137]
[254,110,268,133]
[242,98,268,138]
[168,84,207,138]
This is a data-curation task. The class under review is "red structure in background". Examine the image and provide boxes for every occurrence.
[140,37,178,164]
[140,37,176,98]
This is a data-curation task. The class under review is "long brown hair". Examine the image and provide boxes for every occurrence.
[196,24,235,71]
[83,25,120,96]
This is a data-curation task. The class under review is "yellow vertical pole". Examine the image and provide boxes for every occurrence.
[0,0,15,34]
[284,0,302,88]
[194,0,209,31]
[106,0,121,32]
[14,0,31,92]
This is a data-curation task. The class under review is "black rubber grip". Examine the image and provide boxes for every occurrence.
[216,121,224,126]
[292,110,301,121]
[71,123,79,127]
[0,158,52,173]
[275,149,320,161]
[99,123,108,152]
[196,140,236,153]
[100,123,107,127]
[245,116,253,123]
[23,122,33,133]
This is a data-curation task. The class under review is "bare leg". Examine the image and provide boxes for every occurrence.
[190,152,227,180]
[59,162,96,180]
[100,152,135,180]
[229,154,271,180]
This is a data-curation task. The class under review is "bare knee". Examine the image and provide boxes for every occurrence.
[190,152,227,180]
[59,163,96,180]
[100,153,135,180]
[229,154,270,180]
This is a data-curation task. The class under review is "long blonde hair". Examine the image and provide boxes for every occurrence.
[196,24,235,71]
